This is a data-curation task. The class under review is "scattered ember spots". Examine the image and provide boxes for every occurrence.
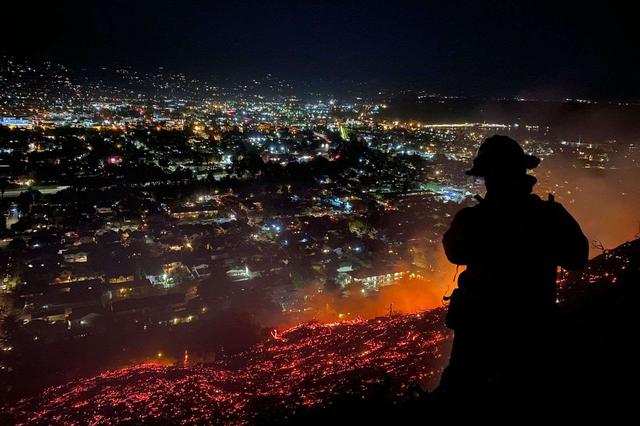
[9,310,451,425]
[11,242,634,425]
[558,240,634,301]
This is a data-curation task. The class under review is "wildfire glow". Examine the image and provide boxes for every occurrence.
[9,309,451,425]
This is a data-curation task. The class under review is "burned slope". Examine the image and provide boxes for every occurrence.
[7,239,640,424]
[7,310,450,425]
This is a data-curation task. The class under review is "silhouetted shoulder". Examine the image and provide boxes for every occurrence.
[543,197,589,270]
[442,206,480,265]
[450,205,480,222]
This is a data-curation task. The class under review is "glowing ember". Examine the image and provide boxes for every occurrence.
[9,309,451,425]
[11,239,636,425]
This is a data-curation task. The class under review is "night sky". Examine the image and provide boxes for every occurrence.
[2,1,638,98]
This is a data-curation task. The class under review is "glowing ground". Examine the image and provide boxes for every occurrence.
[10,309,451,425]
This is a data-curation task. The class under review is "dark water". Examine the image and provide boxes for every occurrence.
[381,98,640,142]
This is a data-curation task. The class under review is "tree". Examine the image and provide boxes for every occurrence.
[233,144,264,178]
[0,178,7,200]
[16,189,41,216]
[0,312,35,396]
[0,197,7,235]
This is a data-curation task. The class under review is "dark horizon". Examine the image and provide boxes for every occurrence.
[2,0,638,100]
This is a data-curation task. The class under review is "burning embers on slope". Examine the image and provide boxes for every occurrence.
[10,309,451,425]
[14,238,637,425]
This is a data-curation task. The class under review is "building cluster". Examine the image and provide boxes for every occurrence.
[1,56,637,355]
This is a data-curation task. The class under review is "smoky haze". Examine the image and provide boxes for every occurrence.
[277,125,640,326]
[539,156,640,254]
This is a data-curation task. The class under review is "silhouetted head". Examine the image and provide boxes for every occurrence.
[466,135,540,196]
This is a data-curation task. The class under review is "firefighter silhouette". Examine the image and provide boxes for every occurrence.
[437,135,589,403]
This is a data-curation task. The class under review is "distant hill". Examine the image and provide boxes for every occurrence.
[6,239,640,424]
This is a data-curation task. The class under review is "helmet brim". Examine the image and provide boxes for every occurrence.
[465,154,541,177]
